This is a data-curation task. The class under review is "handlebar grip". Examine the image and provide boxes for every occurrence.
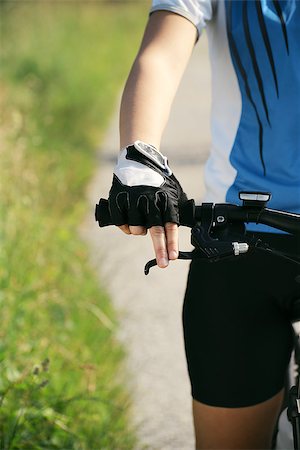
[95,198,197,228]
[179,199,196,227]
[95,198,113,227]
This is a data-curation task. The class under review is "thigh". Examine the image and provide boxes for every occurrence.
[192,390,284,450]
[182,250,294,408]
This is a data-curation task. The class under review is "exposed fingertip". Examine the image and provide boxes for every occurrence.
[158,258,169,268]
[118,225,131,235]
[169,250,178,260]
[129,226,147,235]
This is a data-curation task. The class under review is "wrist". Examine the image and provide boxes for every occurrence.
[120,140,159,153]
[120,140,171,176]
[120,135,161,149]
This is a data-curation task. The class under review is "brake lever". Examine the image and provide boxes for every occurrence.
[144,226,250,275]
[144,251,194,275]
[143,240,250,275]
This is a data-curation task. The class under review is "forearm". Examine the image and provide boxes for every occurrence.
[120,11,197,150]
[120,54,181,149]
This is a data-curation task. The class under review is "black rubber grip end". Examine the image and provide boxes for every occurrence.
[179,199,196,227]
[95,198,113,227]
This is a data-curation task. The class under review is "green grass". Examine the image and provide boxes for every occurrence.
[0,2,147,448]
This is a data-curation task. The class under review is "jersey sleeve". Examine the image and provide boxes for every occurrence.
[150,0,214,36]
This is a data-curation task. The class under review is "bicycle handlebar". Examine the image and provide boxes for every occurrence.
[95,197,300,236]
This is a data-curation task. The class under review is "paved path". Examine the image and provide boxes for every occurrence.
[81,36,211,450]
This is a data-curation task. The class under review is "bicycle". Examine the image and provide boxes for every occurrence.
[95,190,300,449]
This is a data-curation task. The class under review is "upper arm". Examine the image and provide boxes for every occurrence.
[150,0,214,38]
[137,10,198,72]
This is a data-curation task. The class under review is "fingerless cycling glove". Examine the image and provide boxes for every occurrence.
[108,140,187,228]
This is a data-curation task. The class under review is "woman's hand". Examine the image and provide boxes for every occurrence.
[119,222,178,268]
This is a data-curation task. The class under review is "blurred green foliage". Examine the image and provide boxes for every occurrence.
[0,1,148,448]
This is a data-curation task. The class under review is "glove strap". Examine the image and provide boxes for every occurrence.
[125,141,172,176]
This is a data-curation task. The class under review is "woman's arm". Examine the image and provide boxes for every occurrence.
[118,10,197,268]
[120,10,197,149]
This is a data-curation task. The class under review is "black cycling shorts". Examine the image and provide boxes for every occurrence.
[183,232,300,408]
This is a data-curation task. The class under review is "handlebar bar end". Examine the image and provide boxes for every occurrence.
[179,199,196,227]
[95,198,113,227]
